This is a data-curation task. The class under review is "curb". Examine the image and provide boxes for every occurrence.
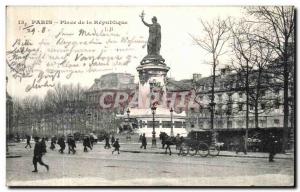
[120,150,294,159]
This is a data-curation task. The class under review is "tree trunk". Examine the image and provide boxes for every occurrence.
[254,69,262,130]
[211,57,217,146]
[282,40,289,153]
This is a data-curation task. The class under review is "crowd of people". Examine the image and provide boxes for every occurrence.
[24,131,280,173]
[25,134,121,173]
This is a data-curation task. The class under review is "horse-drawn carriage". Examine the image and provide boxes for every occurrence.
[160,129,222,157]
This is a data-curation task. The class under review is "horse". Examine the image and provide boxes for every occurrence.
[159,132,182,155]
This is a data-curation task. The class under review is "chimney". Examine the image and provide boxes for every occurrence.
[193,73,202,82]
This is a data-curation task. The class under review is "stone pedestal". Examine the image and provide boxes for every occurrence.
[136,62,170,109]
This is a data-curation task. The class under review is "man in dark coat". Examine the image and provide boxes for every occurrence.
[50,136,56,150]
[25,135,32,148]
[140,133,147,149]
[111,135,115,146]
[112,138,120,154]
[267,132,278,162]
[67,135,76,154]
[104,135,111,149]
[57,136,66,154]
[235,135,246,154]
[41,137,47,153]
[83,136,92,152]
[32,137,49,172]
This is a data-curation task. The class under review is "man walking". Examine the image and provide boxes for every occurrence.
[268,132,278,162]
[112,138,120,154]
[50,136,56,150]
[57,136,66,154]
[104,135,111,149]
[111,135,115,146]
[140,133,147,149]
[32,137,49,173]
[25,135,31,149]
[67,135,76,154]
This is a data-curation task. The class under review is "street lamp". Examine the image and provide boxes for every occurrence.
[126,108,131,141]
[170,108,174,137]
[151,105,157,148]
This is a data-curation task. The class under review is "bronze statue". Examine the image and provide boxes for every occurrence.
[140,11,165,65]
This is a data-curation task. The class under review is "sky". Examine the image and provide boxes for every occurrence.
[6,6,247,99]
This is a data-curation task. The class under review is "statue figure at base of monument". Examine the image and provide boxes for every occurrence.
[140,11,165,65]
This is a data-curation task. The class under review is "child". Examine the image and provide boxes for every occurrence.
[112,138,120,154]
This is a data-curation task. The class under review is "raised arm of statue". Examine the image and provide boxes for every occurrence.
[141,18,150,27]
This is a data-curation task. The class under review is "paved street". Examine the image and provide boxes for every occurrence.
[6,142,294,186]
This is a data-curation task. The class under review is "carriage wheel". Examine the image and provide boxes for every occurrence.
[209,146,220,157]
[197,143,209,157]
[188,146,198,156]
[179,144,188,156]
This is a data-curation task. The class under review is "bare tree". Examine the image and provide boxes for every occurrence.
[190,17,230,145]
[229,19,277,152]
[247,6,295,152]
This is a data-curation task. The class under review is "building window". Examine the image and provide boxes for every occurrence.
[198,121,203,128]
[218,94,222,102]
[183,122,186,128]
[249,105,254,110]
[217,120,223,129]
[238,120,244,128]
[162,121,172,128]
[147,121,159,128]
[175,121,183,128]
[274,119,280,125]
[227,121,232,128]
[238,103,243,111]
[274,100,280,109]
[239,92,243,98]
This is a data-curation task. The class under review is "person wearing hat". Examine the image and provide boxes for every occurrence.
[140,133,147,149]
[25,134,32,149]
[50,136,56,150]
[57,136,66,154]
[83,135,92,152]
[32,137,49,173]
[104,134,111,149]
[67,135,76,154]
[112,138,120,154]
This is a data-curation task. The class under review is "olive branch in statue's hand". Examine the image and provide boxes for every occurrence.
[139,10,145,19]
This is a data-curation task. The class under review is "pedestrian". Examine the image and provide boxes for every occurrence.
[67,135,76,154]
[41,137,47,153]
[83,135,92,152]
[267,132,278,162]
[175,134,181,150]
[50,136,56,150]
[140,133,147,149]
[32,137,49,173]
[25,135,32,149]
[57,136,66,154]
[236,135,246,154]
[111,135,115,146]
[104,135,111,149]
[112,138,120,154]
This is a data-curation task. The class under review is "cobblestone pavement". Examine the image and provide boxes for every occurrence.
[6,142,294,186]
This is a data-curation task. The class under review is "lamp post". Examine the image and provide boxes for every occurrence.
[151,105,157,148]
[170,108,174,137]
[126,108,131,141]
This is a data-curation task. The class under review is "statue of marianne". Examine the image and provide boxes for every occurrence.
[140,12,161,56]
